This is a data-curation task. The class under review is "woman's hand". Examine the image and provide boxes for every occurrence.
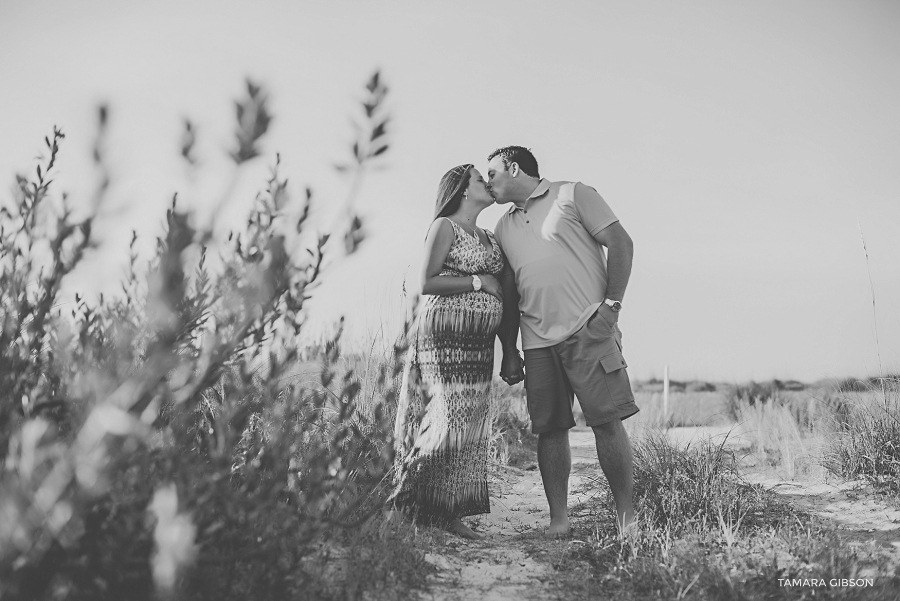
[478,274,503,301]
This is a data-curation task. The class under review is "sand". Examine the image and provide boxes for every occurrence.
[421,426,900,600]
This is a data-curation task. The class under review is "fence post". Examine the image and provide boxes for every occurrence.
[663,365,670,426]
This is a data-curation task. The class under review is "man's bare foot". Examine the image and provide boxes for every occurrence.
[617,512,638,539]
[547,517,570,537]
[445,518,485,540]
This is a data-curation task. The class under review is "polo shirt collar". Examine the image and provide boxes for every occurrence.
[510,178,550,212]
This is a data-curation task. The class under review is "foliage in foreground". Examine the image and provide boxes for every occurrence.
[0,73,425,600]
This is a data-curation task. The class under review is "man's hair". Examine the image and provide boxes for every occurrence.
[487,146,540,178]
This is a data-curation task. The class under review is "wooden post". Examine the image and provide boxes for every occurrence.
[663,365,670,427]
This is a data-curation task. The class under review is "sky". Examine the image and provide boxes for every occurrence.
[1,0,899,383]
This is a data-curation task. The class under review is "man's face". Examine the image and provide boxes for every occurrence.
[487,155,514,204]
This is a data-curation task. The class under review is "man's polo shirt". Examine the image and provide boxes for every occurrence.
[494,179,618,350]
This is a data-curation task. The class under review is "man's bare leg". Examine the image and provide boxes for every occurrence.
[592,419,635,532]
[537,428,571,535]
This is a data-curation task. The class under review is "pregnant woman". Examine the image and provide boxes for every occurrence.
[388,163,506,539]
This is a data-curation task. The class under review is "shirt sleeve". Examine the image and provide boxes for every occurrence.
[573,182,618,236]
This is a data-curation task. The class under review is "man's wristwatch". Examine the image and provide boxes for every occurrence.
[604,298,622,312]
[472,275,482,292]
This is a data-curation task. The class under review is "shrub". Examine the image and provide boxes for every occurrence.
[631,432,770,535]
[723,381,778,421]
[685,380,716,393]
[732,396,818,479]
[838,377,871,393]
[723,380,812,422]
[825,384,900,496]
[0,73,412,600]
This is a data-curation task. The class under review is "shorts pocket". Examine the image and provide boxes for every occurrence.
[597,310,616,329]
[589,311,622,341]
[599,351,628,373]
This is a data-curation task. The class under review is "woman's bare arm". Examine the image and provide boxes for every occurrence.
[420,219,476,295]
[496,253,524,384]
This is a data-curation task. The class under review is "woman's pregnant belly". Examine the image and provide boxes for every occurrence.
[421,291,503,337]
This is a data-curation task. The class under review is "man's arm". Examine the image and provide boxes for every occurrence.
[496,253,524,385]
[572,182,633,303]
[593,221,634,320]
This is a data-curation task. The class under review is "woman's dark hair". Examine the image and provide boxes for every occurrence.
[433,163,473,219]
[487,146,540,178]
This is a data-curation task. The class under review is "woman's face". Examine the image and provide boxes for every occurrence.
[465,168,493,206]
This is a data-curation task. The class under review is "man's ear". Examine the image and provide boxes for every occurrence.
[510,162,519,177]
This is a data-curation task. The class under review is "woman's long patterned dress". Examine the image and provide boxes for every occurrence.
[389,219,505,521]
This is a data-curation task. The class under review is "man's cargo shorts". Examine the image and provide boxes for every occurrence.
[523,309,640,434]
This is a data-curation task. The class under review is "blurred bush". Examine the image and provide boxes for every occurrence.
[0,73,417,600]
[487,382,533,468]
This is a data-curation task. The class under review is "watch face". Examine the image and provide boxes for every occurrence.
[609,301,621,312]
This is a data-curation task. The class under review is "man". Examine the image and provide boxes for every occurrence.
[488,146,638,536]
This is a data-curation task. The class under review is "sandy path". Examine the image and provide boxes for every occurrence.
[746,475,900,556]
[664,426,900,568]
[424,427,600,600]
[665,426,900,561]
[421,425,900,598]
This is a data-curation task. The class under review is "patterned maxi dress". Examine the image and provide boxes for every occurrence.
[389,219,505,521]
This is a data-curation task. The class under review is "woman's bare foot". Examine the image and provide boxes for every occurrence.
[380,509,409,537]
[383,509,406,524]
[445,518,485,540]
[547,517,570,537]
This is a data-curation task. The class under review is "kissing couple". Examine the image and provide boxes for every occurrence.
[387,146,640,539]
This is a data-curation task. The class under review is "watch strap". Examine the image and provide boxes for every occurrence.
[604,298,622,311]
